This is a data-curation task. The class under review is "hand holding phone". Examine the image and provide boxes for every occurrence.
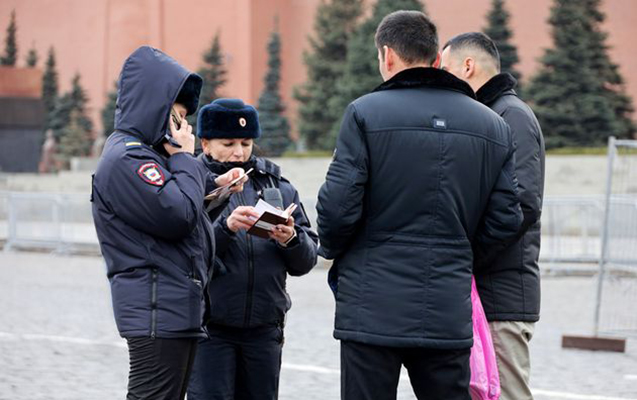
[211,168,253,196]
[164,107,194,156]
[170,107,183,130]
[164,107,183,148]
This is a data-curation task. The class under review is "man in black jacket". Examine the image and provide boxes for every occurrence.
[441,32,545,400]
[317,11,523,400]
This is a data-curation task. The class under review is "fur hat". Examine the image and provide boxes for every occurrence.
[197,98,261,139]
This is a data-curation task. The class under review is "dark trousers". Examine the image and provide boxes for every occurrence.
[341,340,471,400]
[126,337,198,400]
[188,324,284,400]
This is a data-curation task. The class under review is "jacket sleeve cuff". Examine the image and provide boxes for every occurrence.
[277,229,299,249]
[205,172,219,194]
[218,217,237,237]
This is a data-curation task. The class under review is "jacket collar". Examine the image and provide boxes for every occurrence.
[476,72,518,106]
[254,157,281,179]
[372,67,476,99]
[198,153,281,180]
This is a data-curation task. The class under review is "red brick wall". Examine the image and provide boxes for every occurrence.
[1,0,635,138]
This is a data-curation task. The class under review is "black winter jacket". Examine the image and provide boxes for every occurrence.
[317,68,523,349]
[474,73,545,322]
[92,46,219,339]
[200,155,319,328]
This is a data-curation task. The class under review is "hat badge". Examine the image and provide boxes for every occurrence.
[239,117,247,127]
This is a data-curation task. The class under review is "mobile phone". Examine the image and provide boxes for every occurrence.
[164,107,183,148]
[229,168,254,188]
[170,107,182,130]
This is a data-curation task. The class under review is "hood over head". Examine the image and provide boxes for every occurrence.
[114,46,202,146]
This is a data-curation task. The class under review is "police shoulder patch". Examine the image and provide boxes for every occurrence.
[125,138,143,149]
[137,162,165,186]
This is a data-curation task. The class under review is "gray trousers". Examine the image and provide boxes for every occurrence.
[489,321,535,400]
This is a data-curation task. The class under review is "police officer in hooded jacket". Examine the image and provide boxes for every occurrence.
[91,46,245,400]
[317,12,523,400]
[187,98,318,400]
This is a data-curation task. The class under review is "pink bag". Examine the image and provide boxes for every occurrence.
[470,277,501,400]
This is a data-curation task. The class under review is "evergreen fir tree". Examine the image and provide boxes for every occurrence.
[582,0,636,140]
[49,95,72,140]
[257,24,292,157]
[58,109,94,160]
[25,44,38,67]
[526,0,634,148]
[199,32,227,107]
[52,73,93,147]
[328,0,425,148]
[68,73,94,134]
[188,32,227,129]
[42,47,59,130]
[483,0,522,83]
[294,0,363,150]
[101,82,118,137]
[1,10,17,66]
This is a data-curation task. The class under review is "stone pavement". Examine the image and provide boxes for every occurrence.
[0,252,636,400]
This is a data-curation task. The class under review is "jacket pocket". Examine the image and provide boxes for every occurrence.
[150,268,158,339]
[188,257,204,329]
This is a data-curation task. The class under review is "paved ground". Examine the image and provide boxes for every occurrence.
[1,252,636,400]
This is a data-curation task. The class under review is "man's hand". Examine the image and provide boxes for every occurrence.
[163,116,195,156]
[215,167,248,194]
[226,206,260,233]
[269,215,296,245]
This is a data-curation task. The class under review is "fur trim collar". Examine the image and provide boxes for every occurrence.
[476,73,518,106]
[373,67,476,99]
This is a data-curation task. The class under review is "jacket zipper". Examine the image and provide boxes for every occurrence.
[240,191,255,327]
[244,235,255,327]
[190,255,202,286]
[150,268,158,339]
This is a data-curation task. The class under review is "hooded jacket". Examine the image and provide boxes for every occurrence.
[474,73,545,322]
[317,68,523,349]
[199,154,318,328]
[91,46,217,339]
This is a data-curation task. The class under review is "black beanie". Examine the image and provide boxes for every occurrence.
[197,98,261,139]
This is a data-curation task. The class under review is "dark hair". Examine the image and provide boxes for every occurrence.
[443,32,501,72]
[375,10,438,65]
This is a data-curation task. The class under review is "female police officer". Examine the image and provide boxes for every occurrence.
[187,98,318,400]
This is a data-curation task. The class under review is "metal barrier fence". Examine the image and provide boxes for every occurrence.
[594,138,637,338]
[539,195,637,267]
[540,196,604,265]
[1,191,97,253]
[0,189,634,264]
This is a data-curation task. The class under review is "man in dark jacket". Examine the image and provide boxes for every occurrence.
[441,32,545,400]
[316,11,523,400]
[91,46,244,400]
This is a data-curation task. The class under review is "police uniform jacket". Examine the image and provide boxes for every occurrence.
[92,46,218,339]
[200,154,319,328]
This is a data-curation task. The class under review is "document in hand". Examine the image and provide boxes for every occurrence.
[248,199,298,239]
[204,168,254,209]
